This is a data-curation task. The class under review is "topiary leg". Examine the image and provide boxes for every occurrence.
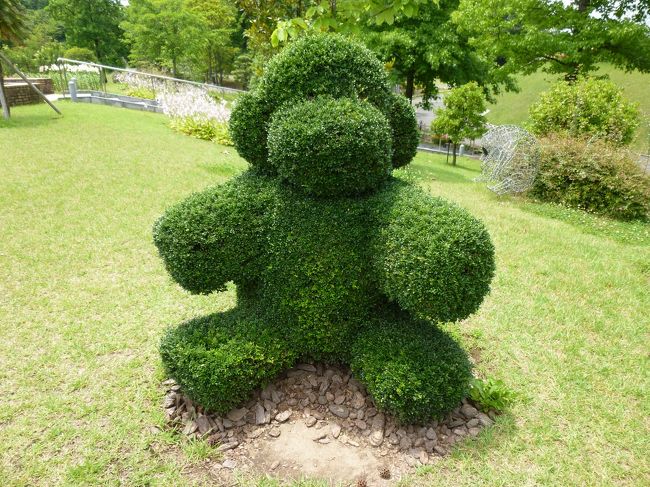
[160,307,298,415]
[350,310,473,424]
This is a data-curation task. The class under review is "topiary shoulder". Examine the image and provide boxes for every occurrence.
[154,34,495,422]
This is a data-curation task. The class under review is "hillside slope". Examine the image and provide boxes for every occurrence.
[487,65,650,152]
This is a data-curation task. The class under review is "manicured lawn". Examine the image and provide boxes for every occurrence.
[487,65,650,152]
[1,102,649,486]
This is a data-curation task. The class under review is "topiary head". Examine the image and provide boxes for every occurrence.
[229,34,419,197]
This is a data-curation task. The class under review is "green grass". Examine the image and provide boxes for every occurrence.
[1,102,649,486]
[487,65,650,152]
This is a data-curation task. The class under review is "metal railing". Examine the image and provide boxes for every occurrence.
[55,57,245,96]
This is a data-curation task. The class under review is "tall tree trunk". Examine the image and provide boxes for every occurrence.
[405,71,415,102]
[0,61,10,120]
[93,39,102,63]
[172,58,178,78]
[452,142,458,166]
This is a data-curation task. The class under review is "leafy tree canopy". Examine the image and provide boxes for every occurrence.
[122,0,204,77]
[365,0,516,108]
[48,0,126,63]
[453,0,650,80]
[431,81,487,165]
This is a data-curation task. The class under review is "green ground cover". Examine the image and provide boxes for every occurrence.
[1,102,648,486]
[487,65,650,152]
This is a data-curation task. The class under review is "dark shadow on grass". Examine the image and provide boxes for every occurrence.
[0,108,63,129]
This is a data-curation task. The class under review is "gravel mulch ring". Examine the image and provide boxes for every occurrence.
[162,363,497,485]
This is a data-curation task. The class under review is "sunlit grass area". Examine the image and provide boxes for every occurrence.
[1,102,648,486]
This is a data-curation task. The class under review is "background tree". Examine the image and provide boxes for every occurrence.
[0,0,29,118]
[187,0,237,84]
[528,77,640,146]
[431,81,487,165]
[122,0,203,77]
[48,0,126,64]
[453,0,650,81]
[365,0,515,108]
[2,2,63,72]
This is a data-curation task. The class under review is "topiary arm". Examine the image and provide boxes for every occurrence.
[153,173,276,294]
[372,183,495,322]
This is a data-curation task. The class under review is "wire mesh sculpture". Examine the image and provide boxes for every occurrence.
[477,124,541,195]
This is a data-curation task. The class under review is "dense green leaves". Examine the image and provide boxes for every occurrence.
[156,173,495,419]
[431,81,487,165]
[372,181,495,322]
[153,174,278,294]
[528,77,640,146]
[454,0,650,79]
[160,308,299,414]
[48,0,126,63]
[366,0,514,108]
[228,91,273,172]
[0,0,28,43]
[530,135,650,221]
[159,34,494,422]
[352,309,473,423]
[229,34,419,177]
[268,97,392,197]
[387,93,420,168]
[121,0,203,76]
[259,34,392,110]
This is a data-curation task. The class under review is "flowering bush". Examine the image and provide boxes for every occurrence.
[37,63,101,92]
[115,72,233,145]
[39,63,100,74]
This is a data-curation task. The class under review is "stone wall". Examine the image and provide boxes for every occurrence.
[4,78,54,107]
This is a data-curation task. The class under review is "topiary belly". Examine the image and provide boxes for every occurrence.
[258,192,382,360]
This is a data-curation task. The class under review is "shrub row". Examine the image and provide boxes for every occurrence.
[530,135,650,221]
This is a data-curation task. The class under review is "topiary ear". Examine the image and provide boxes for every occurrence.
[386,93,419,168]
[229,91,275,174]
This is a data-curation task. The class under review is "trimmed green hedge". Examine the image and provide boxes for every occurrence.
[229,34,420,180]
[228,91,273,172]
[156,34,495,423]
[387,93,420,169]
[352,308,473,423]
[259,34,392,111]
[160,308,298,415]
[372,182,495,322]
[153,174,277,294]
[268,97,392,197]
[531,134,650,221]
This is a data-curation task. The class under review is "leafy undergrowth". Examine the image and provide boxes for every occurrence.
[1,103,648,486]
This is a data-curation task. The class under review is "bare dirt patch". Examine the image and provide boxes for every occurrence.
[161,363,497,485]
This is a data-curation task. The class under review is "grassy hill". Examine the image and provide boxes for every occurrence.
[486,65,650,152]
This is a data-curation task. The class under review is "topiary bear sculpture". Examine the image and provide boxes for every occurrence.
[154,34,495,423]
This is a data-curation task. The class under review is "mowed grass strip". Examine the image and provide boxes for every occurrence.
[1,102,649,486]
